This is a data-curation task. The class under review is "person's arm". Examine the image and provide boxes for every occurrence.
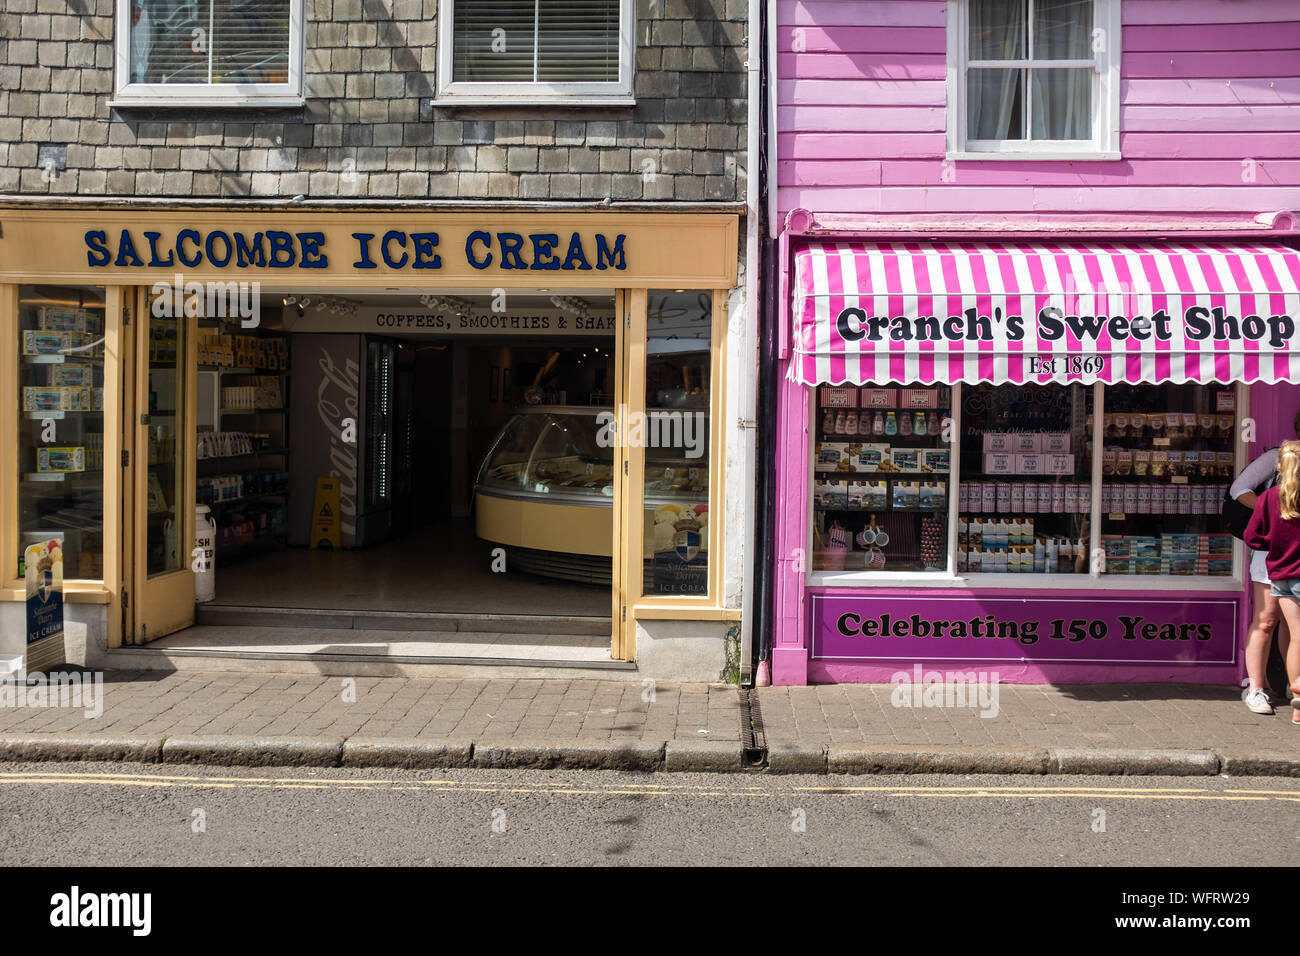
[1231,449,1278,506]
[1244,491,1273,552]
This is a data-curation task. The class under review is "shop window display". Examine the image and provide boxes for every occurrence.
[812,383,952,572]
[1096,383,1237,576]
[959,382,1091,575]
[808,380,1242,582]
[16,285,106,581]
[644,291,713,596]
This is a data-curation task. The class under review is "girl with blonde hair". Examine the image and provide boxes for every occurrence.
[1244,440,1300,723]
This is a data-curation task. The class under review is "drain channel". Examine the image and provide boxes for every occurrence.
[739,689,768,769]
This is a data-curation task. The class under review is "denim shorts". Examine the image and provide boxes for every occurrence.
[1270,578,1300,598]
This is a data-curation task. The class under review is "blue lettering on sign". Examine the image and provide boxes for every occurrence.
[266,231,296,267]
[381,230,408,269]
[411,232,441,269]
[563,233,592,271]
[80,228,630,272]
[176,228,202,268]
[530,234,561,271]
[595,234,626,271]
[352,232,377,269]
[84,231,110,267]
[234,232,266,268]
[299,232,328,268]
[205,230,233,267]
[466,230,492,269]
[497,232,526,270]
[144,231,175,267]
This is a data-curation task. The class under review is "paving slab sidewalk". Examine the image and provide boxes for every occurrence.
[0,670,1296,774]
[757,683,1299,775]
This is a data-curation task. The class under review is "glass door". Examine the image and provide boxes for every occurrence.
[127,287,197,643]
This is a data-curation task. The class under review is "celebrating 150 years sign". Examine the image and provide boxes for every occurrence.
[811,594,1237,665]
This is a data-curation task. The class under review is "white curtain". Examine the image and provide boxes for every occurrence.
[967,0,1026,140]
[1031,0,1093,139]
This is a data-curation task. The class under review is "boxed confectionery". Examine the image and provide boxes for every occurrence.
[36,446,85,473]
[984,452,1014,474]
[1017,453,1043,475]
[816,442,847,469]
[847,481,867,508]
[899,388,939,409]
[891,448,921,472]
[918,481,947,509]
[921,448,950,473]
[22,386,92,412]
[39,307,89,333]
[816,479,847,508]
[92,387,103,411]
[982,433,1014,453]
[858,388,895,409]
[1046,453,1075,475]
[1205,533,1233,555]
[48,363,93,387]
[23,330,69,355]
[820,386,857,408]
[863,481,888,509]
[859,443,891,471]
[1013,433,1041,453]
[891,481,920,509]
[22,387,62,412]
[1042,432,1070,454]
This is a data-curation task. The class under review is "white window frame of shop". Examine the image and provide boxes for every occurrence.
[110,0,305,108]
[945,0,1122,161]
[807,382,1248,591]
[435,0,636,106]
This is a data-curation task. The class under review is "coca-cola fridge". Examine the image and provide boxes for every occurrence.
[288,334,396,548]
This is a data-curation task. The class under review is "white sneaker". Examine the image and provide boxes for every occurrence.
[1244,687,1274,715]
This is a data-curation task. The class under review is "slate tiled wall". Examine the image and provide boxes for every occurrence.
[0,0,747,202]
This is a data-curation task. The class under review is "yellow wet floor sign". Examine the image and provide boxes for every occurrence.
[310,477,341,550]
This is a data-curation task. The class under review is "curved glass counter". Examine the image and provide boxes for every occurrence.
[474,406,710,580]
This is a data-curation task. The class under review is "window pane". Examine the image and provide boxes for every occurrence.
[18,285,106,581]
[146,311,185,576]
[1031,67,1092,139]
[210,0,291,84]
[452,0,538,81]
[1097,384,1238,578]
[813,383,953,573]
[644,291,712,596]
[958,384,1090,575]
[129,0,290,85]
[539,0,620,81]
[1033,0,1093,59]
[968,68,1026,140]
[969,0,1027,60]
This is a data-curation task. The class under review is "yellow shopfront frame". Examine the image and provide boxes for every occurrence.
[0,203,740,660]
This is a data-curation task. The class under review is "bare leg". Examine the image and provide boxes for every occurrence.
[1244,582,1282,690]
[1273,596,1300,722]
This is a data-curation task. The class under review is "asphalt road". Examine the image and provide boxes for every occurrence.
[1,762,1296,867]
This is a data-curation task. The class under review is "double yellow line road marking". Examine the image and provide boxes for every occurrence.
[0,770,1296,803]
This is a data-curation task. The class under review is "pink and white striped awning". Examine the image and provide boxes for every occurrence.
[791,240,1300,386]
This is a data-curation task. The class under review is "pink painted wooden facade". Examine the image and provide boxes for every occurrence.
[777,0,1300,219]
[768,0,1300,685]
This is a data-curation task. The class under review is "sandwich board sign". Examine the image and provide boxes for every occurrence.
[22,538,66,675]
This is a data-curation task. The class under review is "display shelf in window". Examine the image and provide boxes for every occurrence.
[957,383,1091,576]
[17,287,107,581]
[812,384,952,573]
[1095,383,1238,576]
